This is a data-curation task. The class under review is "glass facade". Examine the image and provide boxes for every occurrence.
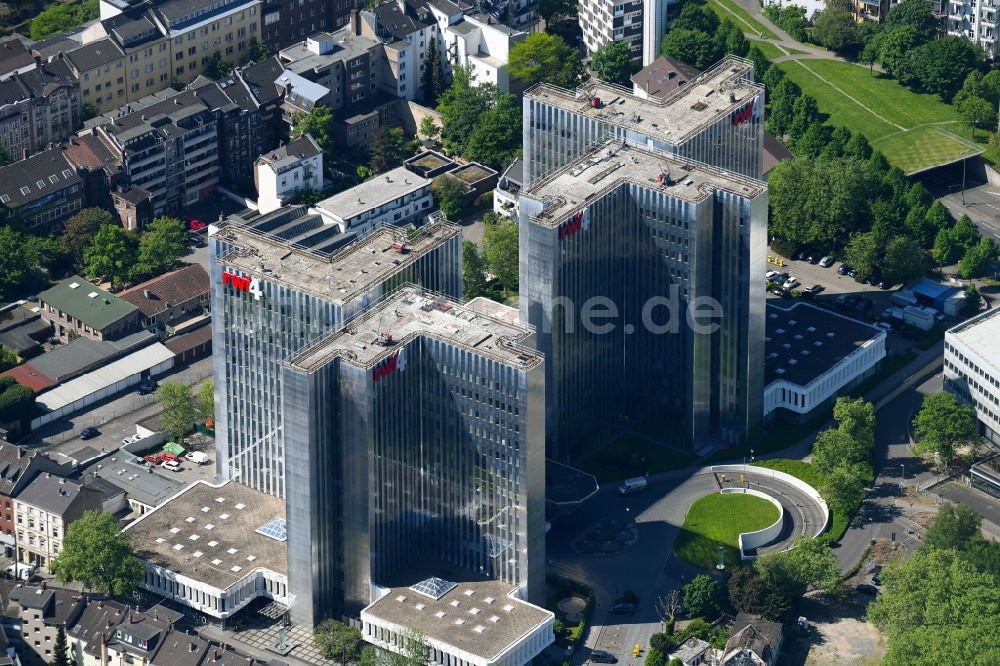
[519,163,766,462]
[282,325,546,627]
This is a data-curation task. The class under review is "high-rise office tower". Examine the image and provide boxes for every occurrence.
[281,286,547,644]
[519,141,767,462]
[210,209,461,497]
[522,56,763,185]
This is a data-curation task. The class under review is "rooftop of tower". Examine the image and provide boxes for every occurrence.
[213,213,460,306]
[525,56,762,143]
[522,141,766,227]
[286,285,542,372]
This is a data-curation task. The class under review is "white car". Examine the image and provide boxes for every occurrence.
[782,277,799,290]
[162,460,182,472]
[765,270,780,281]
[875,321,893,332]
[819,256,835,267]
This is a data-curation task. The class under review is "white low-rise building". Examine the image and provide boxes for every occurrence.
[945,307,1000,446]
[362,577,554,666]
[763,302,886,421]
[494,158,523,219]
[124,480,289,620]
[255,135,324,214]
[312,166,432,233]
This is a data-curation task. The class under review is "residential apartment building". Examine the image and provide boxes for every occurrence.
[0,59,81,159]
[65,598,128,666]
[945,307,1000,446]
[282,287,549,651]
[0,148,84,234]
[579,0,645,65]
[210,212,461,497]
[38,275,141,341]
[63,0,263,114]
[5,583,84,666]
[0,38,36,80]
[851,0,896,23]
[88,89,218,214]
[13,473,102,570]
[254,134,323,213]
[941,0,999,58]
[311,166,432,233]
[260,0,353,49]
[519,141,767,461]
[522,56,764,185]
[0,447,69,559]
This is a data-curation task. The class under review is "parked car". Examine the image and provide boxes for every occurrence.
[819,256,835,267]
[123,436,137,446]
[875,321,894,332]
[160,452,178,462]
[189,233,206,247]
[856,584,879,597]
[610,603,635,615]
[5,564,35,580]
[807,253,820,264]
[138,381,158,395]
[838,263,852,275]
[79,427,100,440]
[803,284,823,295]
[765,270,780,281]
[782,277,799,290]
[878,280,892,290]
[162,460,182,472]
[769,287,791,298]
[185,451,209,465]
[590,651,618,664]
[143,454,161,465]
[847,268,859,278]
[775,272,790,284]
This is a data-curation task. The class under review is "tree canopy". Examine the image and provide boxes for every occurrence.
[314,619,363,661]
[83,225,139,287]
[51,510,145,596]
[508,33,583,88]
[432,175,467,219]
[31,0,98,41]
[754,536,841,598]
[682,574,722,619]
[136,216,187,278]
[62,208,114,266]
[156,381,197,442]
[292,105,334,159]
[482,216,519,295]
[912,392,977,466]
[591,40,634,87]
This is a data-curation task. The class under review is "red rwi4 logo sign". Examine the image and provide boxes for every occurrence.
[222,271,262,300]
[559,209,587,241]
[731,100,754,127]
[373,353,399,382]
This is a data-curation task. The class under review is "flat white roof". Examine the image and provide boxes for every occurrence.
[315,167,430,222]
[37,343,174,412]
[948,307,1000,372]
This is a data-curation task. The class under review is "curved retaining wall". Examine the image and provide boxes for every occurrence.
[712,464,830,538]
[720,487,785,560]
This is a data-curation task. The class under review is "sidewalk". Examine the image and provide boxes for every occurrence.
[198,624,337,666]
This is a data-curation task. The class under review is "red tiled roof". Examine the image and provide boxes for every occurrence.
[0,363,56,392]
[119,265,209,318]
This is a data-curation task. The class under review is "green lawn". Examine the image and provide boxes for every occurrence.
[708,0,778,40]
[776,59,987,173]
[579,433,696,483]
[674,492,781,569]
[750,39,785,61]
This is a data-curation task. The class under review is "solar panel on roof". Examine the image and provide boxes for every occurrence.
[255,516,287,541]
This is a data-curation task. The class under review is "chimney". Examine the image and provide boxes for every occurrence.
[143,288,151,299]
[154,609,158,621]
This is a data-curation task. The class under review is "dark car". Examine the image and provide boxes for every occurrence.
[803,284,824,295]
[847,268,859,278]
[591,651,618,664]
[879,280,892,290]
[610,603,635,615]
[856,584,879,597]
[79,427,100,440]
[807,254,821,264]
[838,263,852,275]
[775,272,790,284]
[137,381,158,395]
[769,287,791,299]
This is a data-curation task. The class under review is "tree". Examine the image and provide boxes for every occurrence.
[958,236,999,279]
[207,50,233,79]
[437,67,498,155]
[539,0,576,22]
[422,38,446,107]
[0,227,32,299]
[654,589,682,629]
[925,503,983,551]
[465,93,522,170]
[314,619,363,661]
[156,381,197,442]
[820,465,867,516]
[483,216,518,295]
[661,28,716,70]
[716,19,748,58]
[811,428,869,477]
[245,37,272,64]
[788,95,821,143]
[432,174,467,219]
[746,43,770,80]
[963,284,983,316]
[0,381,34,425]
[292,105,334,159]
[924,201,954,235]
[672,2,719,33]
[833,396,875,451]
[726,566,789,621]
[30,0,99,41]
[959,96,996,139]
[591,40,633,87]
[358,631,430,666]
[843,132,873,161]
[754,536,841,598]
[508,33,583,88]
[135,216,187,278]
[51,510,144,596]
[419,115,440,142]
[369,127,406,173]
[682,575,721,619]
[844,231,880,278]
[982,69,1000,106]
[463,240,488,297]
[62,208,114,266]
[905,37,982,101]
[867,548,1000,666]
[952,214,982,249]
[83,225,138,287]
[953,70,985,108]
[912,392,977,466]
[932,227,962,266]
[812,6,860,53]
[198,379,215,422]
[53,626,70,666]
[882,236,928,285]
[296,188,323,206]
[644,649,666,666]
[0,348,17,373]
[885,0,941,44]
[878,25,920,79]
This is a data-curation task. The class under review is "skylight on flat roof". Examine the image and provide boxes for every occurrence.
[255,516,287,542]
[410,577,457,600]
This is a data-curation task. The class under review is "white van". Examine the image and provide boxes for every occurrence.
[185,451,209,465]
[618,477,647,495]
[5,563,35,580]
